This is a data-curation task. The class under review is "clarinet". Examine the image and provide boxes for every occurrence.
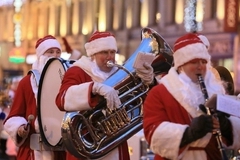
[196,74,228,160]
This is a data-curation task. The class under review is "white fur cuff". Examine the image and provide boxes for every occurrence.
[64,82,92,111]
[4,117,27,145]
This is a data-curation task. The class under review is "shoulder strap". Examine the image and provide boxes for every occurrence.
[28,69,41,87]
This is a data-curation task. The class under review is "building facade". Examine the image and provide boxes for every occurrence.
[0,0,239,90]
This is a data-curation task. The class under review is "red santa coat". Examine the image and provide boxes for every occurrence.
[3,74,65,160]
[55,56,130,160]
[4,75,37,160]
[143,67,240,160]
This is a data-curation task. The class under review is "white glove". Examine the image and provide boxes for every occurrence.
[92,82,121,109]
[135,62,154,85]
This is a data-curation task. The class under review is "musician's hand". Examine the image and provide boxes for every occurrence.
[135,62,154,85]
[217,112,231,133]
[17,125,30,138]
[180,115,213,147]
[92,82,121,110]
[216,112,233,144]
[212,115,220,133]
[190,115,213,137]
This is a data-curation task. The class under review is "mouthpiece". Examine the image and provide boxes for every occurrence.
[106,61,114,67]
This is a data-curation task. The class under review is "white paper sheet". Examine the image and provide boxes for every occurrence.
[217,94,240,117]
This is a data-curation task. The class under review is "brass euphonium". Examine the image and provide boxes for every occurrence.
[61,27,173,159]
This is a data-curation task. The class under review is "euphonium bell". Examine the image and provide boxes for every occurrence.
[61,27,173,159]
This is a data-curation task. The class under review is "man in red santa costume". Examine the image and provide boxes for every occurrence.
[143,33,240,160]
[55,30,154,160]
[3,35,67,160]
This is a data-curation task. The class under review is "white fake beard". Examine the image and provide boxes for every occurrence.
[178,69,225,110]
[32,55,51,74]
[178,71,205,110]
[31,55,52,98]
[91,59,117,82]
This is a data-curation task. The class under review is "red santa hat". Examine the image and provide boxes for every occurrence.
[35,35,61,58]
[85,31,117,56]
[173,33,211,69]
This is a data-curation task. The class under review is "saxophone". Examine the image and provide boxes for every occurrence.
[61,27,173,159]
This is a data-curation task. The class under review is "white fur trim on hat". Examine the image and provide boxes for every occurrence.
[84,36,117,56]
[198,35,210,50]
[36,39,61,58]
[173,43,211,69]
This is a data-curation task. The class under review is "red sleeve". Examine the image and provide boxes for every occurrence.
[4,75,36,123]
[143,84,168,144]
[143,84,191,145]
[55,66,97,111]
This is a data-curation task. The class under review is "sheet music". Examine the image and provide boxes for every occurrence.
[133,52,155,69]
[217,94,240,118]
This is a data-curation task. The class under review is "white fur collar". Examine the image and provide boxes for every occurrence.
[160,67,225,118]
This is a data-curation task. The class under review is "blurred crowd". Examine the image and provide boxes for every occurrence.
[0,76,22,160]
